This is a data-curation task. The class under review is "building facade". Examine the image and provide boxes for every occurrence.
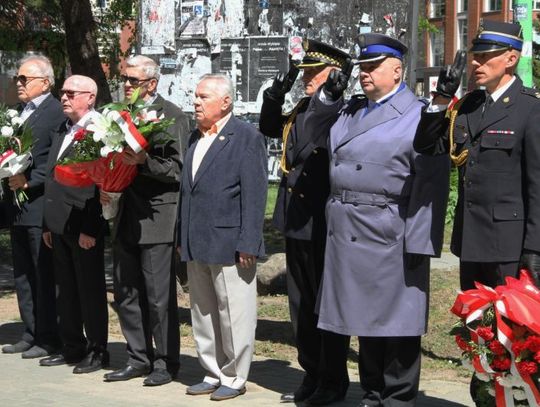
[422,0,540,93]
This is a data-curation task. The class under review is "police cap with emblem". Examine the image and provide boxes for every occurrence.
[357,33,408,63]
[297,39,350,69]
[470,20,523,53]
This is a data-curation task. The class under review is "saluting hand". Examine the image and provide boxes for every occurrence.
[435,50,467,99]
[265,61,300,102]
[324,58,353,100]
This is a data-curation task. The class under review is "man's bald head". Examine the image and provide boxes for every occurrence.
[60,75,98,122]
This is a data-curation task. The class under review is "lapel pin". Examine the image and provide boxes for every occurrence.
[503,97,509,103]
[218,135,225,141]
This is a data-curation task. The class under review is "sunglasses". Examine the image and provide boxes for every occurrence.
[120,74,153,86]
[59,89,92,98]
[13,75,46,85]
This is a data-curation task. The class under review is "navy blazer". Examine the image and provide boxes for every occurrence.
[179,115,268,264]
[0,94,65,227]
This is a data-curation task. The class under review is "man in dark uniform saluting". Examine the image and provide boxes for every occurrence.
[414,20,540,290]
[259,40,352,405]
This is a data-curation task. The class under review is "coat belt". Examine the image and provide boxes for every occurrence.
[332,190,405,207]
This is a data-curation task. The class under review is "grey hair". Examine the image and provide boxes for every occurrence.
[199,73,235,102]
[126,55,160,80]
[19,54,55,87]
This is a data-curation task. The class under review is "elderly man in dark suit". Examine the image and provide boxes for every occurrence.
[103,55,190,386]
[259,40,352,405]
[39,75,109,374]
[1,55,64,359]
[179,74,267,401]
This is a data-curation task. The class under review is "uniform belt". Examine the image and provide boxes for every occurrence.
[332,190,404,207]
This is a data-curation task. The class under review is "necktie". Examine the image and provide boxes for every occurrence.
[482,96,493,118]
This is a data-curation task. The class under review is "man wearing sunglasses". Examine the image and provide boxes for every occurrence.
[40,75,109,374]
[1,55,64,360]
[103,55,189,386]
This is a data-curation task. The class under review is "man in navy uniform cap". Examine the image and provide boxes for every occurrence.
[317,32,449,406]
[259,39,352,405]
[414,17,540,406]
[415,19,540,290]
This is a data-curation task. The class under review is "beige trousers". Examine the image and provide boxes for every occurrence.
[187,260,257,389]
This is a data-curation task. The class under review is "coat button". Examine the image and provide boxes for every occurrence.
[302,171,307,176]
[313,149,318,154]
[467,181,472,187]
[469,160,475,166]
[495,140,500,146]
[291,167,295,171]
[356,164,362,170]
[467,201,472,208]
[288,187,293,193]
[472,141,478,146]
[351,236,357,242]
[299,193,305,198]
[513,212,517,217]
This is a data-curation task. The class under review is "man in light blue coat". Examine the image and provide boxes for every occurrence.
[317,34,449,407]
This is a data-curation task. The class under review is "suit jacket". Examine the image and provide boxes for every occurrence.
[259,91,343,240]
[43,120,104,237]
[114,94,190,245]
[179,115,268,264]
[414,77,540,262]
[0,94,65,228]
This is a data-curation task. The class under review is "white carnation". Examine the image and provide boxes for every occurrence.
[11,116,23,126]
[475,372,492,382]
[7,109,18,118]
[1,125,14,137]
[513,388,527,401]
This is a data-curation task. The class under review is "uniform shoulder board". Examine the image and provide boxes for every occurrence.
[340,94,367,115]
[521,87,540,99]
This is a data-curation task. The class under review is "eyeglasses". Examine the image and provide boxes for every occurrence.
[120,74,154,86]
[59,89,92,98]
[13,75,46,86]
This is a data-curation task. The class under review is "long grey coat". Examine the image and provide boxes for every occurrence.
[317,86,449,337]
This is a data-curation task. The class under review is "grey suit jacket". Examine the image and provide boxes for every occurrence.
[114,94,190,245]
[179,116,268,264]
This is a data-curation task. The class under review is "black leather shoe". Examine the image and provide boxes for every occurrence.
[40,354,68,366]
[280,383,317,402]
[305,387,346,405]
[143,368,172,386]
[73,351,110,374]
[103,365,149,382]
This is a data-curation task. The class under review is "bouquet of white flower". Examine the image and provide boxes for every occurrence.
[0,104,33,205]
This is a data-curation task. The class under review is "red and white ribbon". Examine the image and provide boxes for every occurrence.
[109,110,148,153]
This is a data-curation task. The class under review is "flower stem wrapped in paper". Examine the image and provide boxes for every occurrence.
[54,89,175,219]
[0,104,33,206]
[450,270,540,406]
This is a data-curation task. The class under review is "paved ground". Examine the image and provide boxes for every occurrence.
[0,320,473,407]
[0,251,471,406]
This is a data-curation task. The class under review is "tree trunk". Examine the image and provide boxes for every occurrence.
[59,0,112,105]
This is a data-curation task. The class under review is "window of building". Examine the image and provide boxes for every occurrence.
[457,17,468,51]
[484,0,502,11]
[458,0,468,13]
[534,1,540,10]
[430,0,445,18]
[430,28,445,67]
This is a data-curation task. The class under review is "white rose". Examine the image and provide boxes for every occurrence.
[1,125,14,137]
[475,372,492,382]
[7,109,18,118]
[11,116,24,126]
[513,388,527,401]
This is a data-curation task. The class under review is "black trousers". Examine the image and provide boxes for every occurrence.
[113,238,179,371]
[286,237,350,390]
[10,226,60,349]
[358,336,421,407]
[460,261,520,290]
[51,233,108,358]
